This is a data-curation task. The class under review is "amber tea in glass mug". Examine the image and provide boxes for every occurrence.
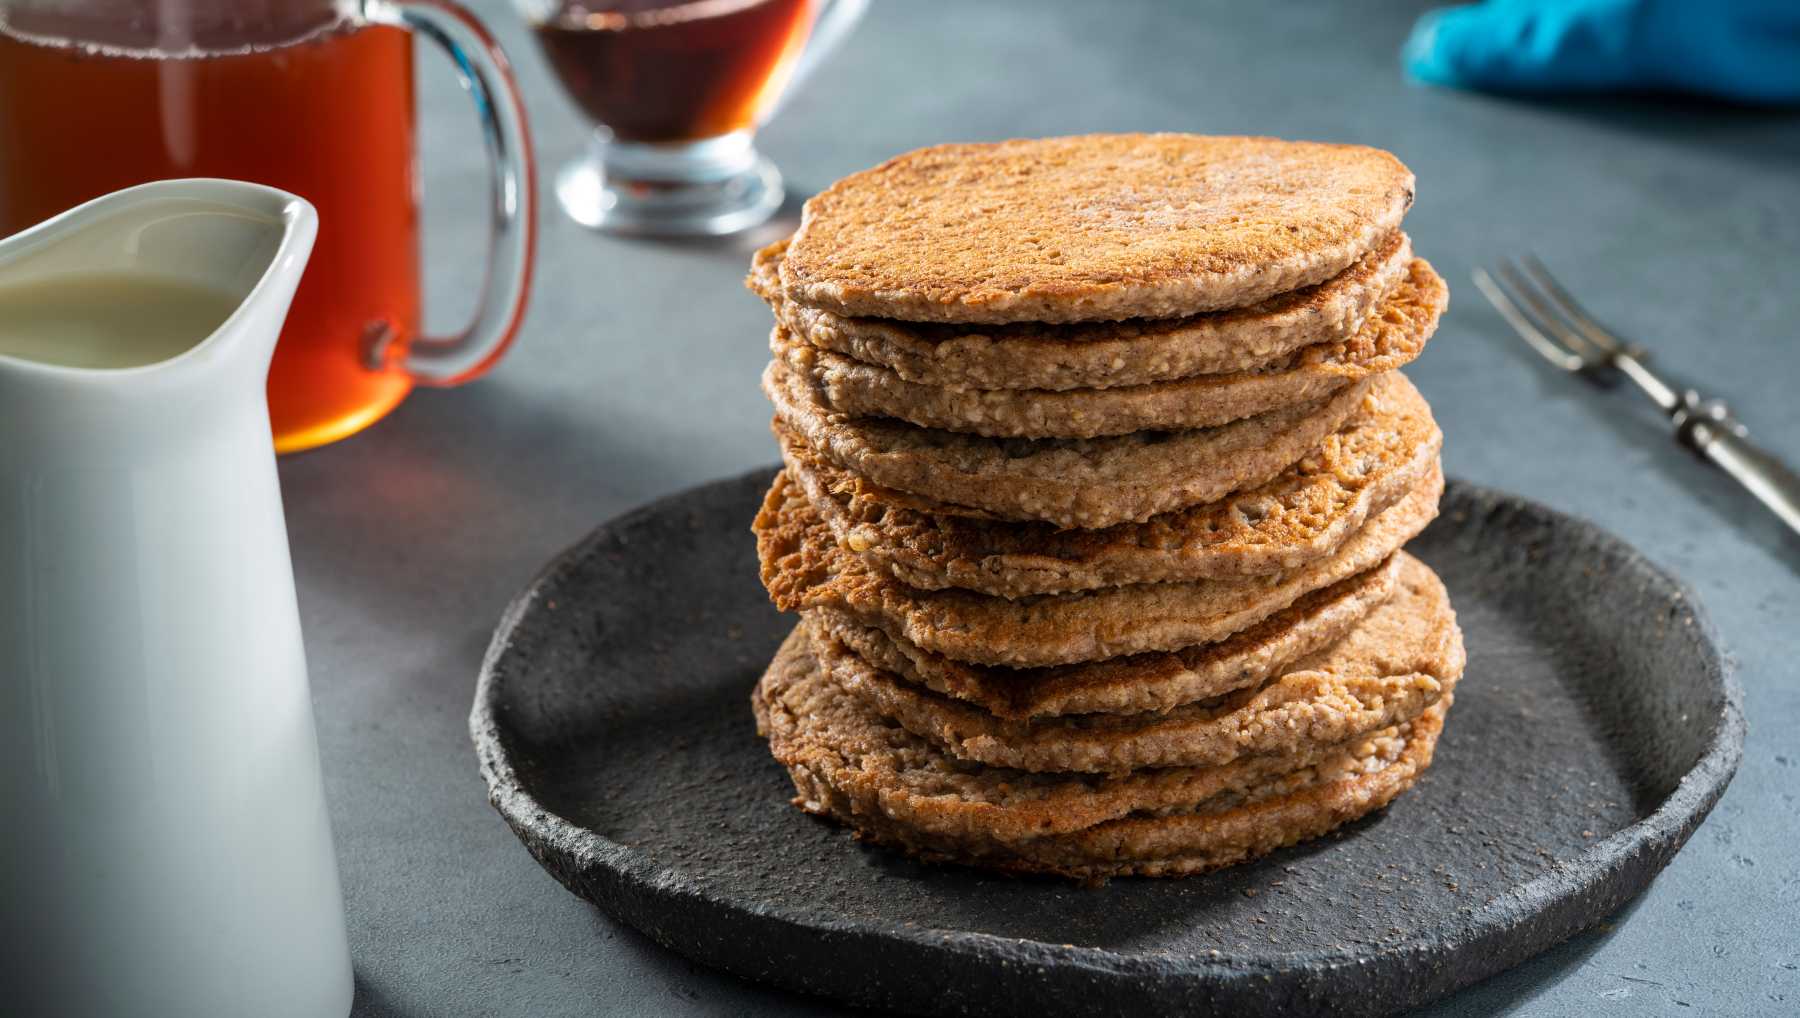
[520,0,866,236]
[0,0,537,453]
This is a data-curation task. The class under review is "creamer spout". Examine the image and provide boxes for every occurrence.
[0,178,317,378]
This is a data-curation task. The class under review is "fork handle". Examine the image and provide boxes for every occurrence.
[1682,415,1800,537]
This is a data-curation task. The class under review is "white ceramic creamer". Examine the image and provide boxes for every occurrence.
[0,180,352,1018]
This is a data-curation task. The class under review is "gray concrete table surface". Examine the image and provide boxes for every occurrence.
[283,1,1799,1014]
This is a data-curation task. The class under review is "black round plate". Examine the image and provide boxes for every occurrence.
[471,469,1743,1018]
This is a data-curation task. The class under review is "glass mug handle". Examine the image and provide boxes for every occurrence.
[763,0,871,122]
[361,0,538,386]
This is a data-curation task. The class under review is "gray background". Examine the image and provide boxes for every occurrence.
[282,0,1800,1014]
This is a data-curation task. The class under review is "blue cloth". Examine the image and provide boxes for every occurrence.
[1403,0,1800,104]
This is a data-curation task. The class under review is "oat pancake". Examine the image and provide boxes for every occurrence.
[781,258,1445,439]
[755,624,1451,879]
[782,370,1440,596]
[814,554,1462,774]
[749,232,1413,391]
[755,465,1441,667]
[778,134,1416,324]
[765,358,1374,529]
[808,556,1401,720]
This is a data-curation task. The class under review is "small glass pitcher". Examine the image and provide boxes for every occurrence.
[518,0,868,236]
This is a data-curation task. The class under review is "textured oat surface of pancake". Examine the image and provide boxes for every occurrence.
[777,134,1416,324]
[766,358,1374,528]
[814,553,1462,774]
[785,370,1441,595]
[781,258,1445,438]
[754,624,1451,879]
[808,556,1400,720]
[749,232,1412,391]
[755,465,1442,666]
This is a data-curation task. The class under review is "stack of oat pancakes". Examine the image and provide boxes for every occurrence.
[747,135,1464,880]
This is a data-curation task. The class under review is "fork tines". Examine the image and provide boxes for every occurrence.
[1476,256,1685,407]
[1472,259,1596,373]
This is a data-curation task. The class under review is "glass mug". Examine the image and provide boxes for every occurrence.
[0,0,537,453]
[518,0,867,237]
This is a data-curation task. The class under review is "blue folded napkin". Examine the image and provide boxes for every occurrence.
[1403,0,1800,104]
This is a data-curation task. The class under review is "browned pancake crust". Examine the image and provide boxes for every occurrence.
[754,622,1419,843]
[782,370,1441,596]
[749,232,1413,391]
[812,554,1462,774]
[765,357,1374,528]
[795,704,1447,880]
[779,134,1415,324]
[808,556,1400,720]
[783,258,1445,438]
[754,466,1442,667]
[755,624,1452,880]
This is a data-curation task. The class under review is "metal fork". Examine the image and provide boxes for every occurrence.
[1474,256,1800,537]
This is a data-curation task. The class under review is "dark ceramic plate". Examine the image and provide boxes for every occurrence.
[471,469,1742,1018]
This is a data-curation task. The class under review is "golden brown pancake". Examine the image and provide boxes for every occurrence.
[755,623,1453,880]
[807,557,1400,720]
[754,465,1442,667]
[765,357,1374,529]
[748,232,1413,391]
[779,258,1445,438]
[778,134,1415,323]
[781,370,1442,596]
[813,554,1462,774]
